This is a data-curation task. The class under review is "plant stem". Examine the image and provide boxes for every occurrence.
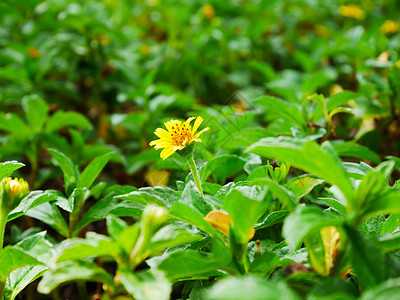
[0,278,5,300]
[186,156,203,196]
[0,209,9,249]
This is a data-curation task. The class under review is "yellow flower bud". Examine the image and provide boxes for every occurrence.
[1,177,29,211]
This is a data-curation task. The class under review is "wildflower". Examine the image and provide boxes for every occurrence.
[380,20,399,35]
[149,116,209,160]
[204,210,255,240]
[339,5,365,20]
[0,177,29,211]
[203,3,215,20]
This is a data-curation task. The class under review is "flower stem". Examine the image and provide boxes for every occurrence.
[0,208,8,249]
[186,156,203,196]
[0,278,5,300]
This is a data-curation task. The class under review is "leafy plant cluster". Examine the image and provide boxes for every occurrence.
[0,0,400,299]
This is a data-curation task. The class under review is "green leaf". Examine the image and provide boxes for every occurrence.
[381,214,400,234]
[48,148,79,193]
[106,216,128,240]
[251,178,298,211]
[246,137,354,210]
[250,251,280,275]
[0,114,30,137]
[26,203,69,237]
[46,111,92,133]
[158,250,224,281]
[207,275,301,300]
[5,265,48,300]
[169,202,215,235]
[255,211,290,229]
[0,246,41,279]
[9,191,57,221]
[0,161,25,181]
[55,232,121,263]
[37,260,115,294]
[255,96,306,130]
[282,205,342,249]
[21,95,48,132]
[120,269,171,300]
[332,141,381,164]
[377,232,400,252]
[223,188,269,243]
[14,231,53,265]
[344,226,387,288]
[203,155,246,183]
[319,198,347,215]
[286,176,324,199]
[357,189,400,225]
[360,278,400,300]
[181,181,213,216]
[77,152,114,189]
[74,193,143,236]
[116,186,180,208]
[148,224,203,253]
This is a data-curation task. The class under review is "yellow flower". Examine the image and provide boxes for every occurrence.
[380,20,399,35]
[339,5,365,20]
[149,116,209,160]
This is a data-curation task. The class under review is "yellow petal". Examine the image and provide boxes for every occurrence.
[192,116,204,134]
[193,127,210,139]
[160,147,176,160]
[184,117,196,126]
[154,128,171,139]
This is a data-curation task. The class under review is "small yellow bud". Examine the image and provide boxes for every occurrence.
[1,177,29,211]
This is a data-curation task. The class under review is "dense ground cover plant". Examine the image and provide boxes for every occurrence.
[1,0,400,299]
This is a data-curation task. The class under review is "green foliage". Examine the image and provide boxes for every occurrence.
[0,0,400,298]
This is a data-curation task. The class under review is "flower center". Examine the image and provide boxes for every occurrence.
[170,123,192,146]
